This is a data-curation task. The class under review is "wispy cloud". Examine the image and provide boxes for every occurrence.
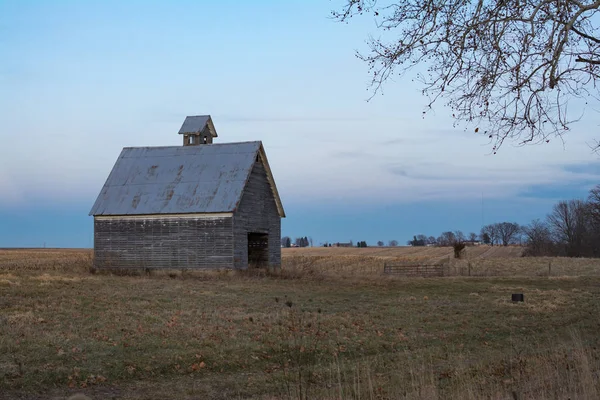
[1,0,598,212]
[378,138,405,146]
[562,162,600,175]
[331,150,376,159]
[216,115,373,123]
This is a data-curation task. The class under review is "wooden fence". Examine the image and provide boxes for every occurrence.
[383,262,446,277]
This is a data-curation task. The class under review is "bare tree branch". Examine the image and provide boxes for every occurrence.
[576,56,600,64]
[332,0,600,152]
[571,25,600,43]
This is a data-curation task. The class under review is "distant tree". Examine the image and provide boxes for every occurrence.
[437,231,456,246]
[427,236,437,246]
[409,235,427,246]
[589,185,600,223]
[295,237,309,248]
[481,232,491,245]
[454,231,466,244]
[282,236,292,248]
[588,186,600,256]
[547,199,590,257]
[522,219,556,256]
[496,222,522,246]
[468,232,478,242]
[308,237,313,247]
[520,185,600,258]
[481,224,499,246]
[377,241,384,247]
[388,240,399,247]
[453,242,467,259]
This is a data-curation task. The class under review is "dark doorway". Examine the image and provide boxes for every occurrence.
[248,232,268,267]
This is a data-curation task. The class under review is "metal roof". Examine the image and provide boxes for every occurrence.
[178,115,218,137]
[89,141,285,217]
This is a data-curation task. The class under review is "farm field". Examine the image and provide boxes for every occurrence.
[283,244,525,258]
[2,248,600,400]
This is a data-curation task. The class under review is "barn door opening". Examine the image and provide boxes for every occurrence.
[248,232,268,268]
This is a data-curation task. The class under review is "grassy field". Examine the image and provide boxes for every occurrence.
[282,246,600,278]
[2,248,600,399]
[283,245,525,259]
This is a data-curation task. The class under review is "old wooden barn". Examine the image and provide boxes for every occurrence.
[89,115,285,270]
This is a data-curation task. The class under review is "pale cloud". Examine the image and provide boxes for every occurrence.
[1,114,598,209]
[2,0,599,213]
[267,122,600,205]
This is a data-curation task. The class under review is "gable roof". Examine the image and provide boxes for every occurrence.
[89,141,285,217]
[178,115,218,137]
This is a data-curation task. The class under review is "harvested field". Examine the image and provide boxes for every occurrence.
[1,248,600,400]
[282,246,600,278]
[283,245,525,259]
[0,248,93,273]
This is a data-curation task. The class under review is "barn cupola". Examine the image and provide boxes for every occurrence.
[178,115,218,146]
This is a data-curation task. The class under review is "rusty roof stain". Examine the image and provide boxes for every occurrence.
[89,141,285,217]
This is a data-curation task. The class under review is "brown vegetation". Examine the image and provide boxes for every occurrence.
[283,244,525,259]
[1,248,600,399]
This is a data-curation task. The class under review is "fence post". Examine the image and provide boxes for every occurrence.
[548,260,551,277]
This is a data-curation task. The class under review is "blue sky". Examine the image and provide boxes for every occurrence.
[1,0,599,247]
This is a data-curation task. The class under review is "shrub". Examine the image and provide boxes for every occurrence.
[453,242,466,259]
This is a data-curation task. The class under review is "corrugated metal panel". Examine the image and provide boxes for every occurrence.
[178,115,217,136]
[89,142,262,216]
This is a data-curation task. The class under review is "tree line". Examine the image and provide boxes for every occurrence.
[281,236,313,248]
[407,223,525,247]
[283,183,600,258]
[521,185,600,258]
[405,184,600,258]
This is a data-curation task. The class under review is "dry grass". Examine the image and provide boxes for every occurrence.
[1,249,600,399]
[0,248,92,273]
[283,244,525,259]
[282,246,600,278]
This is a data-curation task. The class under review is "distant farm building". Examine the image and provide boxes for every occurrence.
[89,115,285,270]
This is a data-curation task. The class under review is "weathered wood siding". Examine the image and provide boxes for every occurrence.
[233,159,281,268]
[93,216,233,268]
